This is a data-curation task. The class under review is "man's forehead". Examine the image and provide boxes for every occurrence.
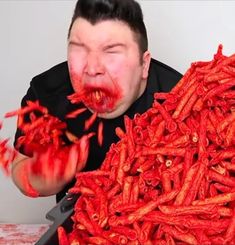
[70,18,136,43]
[72,17,131,31]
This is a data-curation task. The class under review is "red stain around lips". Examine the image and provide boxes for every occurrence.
[68,81,123,114]
[83,85,122,113]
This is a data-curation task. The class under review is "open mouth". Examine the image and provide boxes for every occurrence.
[68,81,122,114]
[93,90,104,103]
[86,89,114,113]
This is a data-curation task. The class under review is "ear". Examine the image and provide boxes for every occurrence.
[141,51,151,80]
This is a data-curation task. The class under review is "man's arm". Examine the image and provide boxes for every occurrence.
[11,152,78,197]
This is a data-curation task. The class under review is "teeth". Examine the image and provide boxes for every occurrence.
[94,91,102,102]
[96,91,100,100]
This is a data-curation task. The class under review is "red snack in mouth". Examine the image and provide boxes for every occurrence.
[68,82,122,114]
[87,88,116,113]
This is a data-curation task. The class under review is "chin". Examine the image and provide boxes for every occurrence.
[97,106,128,119]
[97,112,117,119]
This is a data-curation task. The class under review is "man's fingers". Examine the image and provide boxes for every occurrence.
[76,135,90,172]
[28,139,89,187]
[64,144,79,181]
[20,159,39,197]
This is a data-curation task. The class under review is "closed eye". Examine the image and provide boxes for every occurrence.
[104,43,126,53]
[68,41,85,48]
[106,49,120,54]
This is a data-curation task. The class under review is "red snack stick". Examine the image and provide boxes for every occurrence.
[224,119,235,147]
[84,112,97,130]
[66,107,87,118]
[203,79,235,102]
[136,146,186,158]
[153,100,177,132]
[111,226,137,241]
[170,66,195,95]
[138,221,153,243]
[206,70,231,83]
[116,142,127,186]
[208,169,235,187]
[174,163,198,205]
[154,92,177,103]
[83,197,99,222]
[113,202,144,214]
[129,179,140,204]
[126,189,179,224]
[102,230,128,244]
[221,160,235,171]
[214,183,232,193]
[177,121,191,135]
[172,82,198,119]
[161,171,171,193]
[161,225,198,245]
[217,111,235,133]
[4,100,48,118]
[219,89,235,99]
[183,163,207,205]
[74,210,102,236]
[58,226,70,245]
[158,204,217,216]
[177,92,198,122]
[124,115,135,156]
[97,121,104,146]
[224,208,235,243]
[192,191,235,205]
[69,185,94,196]
[198,109,209,161]
[83,236,111,245]
[0,138,17,174]
[122,176,133,204]
[85,179,108,228]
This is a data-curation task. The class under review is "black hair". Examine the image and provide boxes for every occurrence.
[68,0,148,55]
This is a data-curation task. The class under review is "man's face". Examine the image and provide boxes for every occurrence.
[67,18,151,119]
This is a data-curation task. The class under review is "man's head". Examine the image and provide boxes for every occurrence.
[67,0,151,119]
[68,0,148,56]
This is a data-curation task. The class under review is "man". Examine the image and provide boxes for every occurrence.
[12,0,182,202]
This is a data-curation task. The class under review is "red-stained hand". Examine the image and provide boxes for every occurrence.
[25,144,80,196]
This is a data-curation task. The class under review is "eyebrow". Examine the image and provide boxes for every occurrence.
[68,41,126,50]
[104,43,126,50]
[68,41,85,47]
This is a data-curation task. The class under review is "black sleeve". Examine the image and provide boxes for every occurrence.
[13,83,37,156]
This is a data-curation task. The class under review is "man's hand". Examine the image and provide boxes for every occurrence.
[11,138,89,197]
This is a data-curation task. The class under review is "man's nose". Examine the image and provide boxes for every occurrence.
[84,52,104,76]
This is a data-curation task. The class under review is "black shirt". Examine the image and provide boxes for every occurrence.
[14,59,182,202]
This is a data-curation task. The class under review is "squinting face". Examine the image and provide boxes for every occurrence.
[67,18,151,119]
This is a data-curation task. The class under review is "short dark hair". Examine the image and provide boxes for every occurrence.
[68,0,148,55]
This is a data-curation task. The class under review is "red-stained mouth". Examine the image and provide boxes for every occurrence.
[68,81,122,114]
[85,88,117,113]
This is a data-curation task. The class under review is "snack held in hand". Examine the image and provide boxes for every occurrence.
[4,100,97,197]
[0,122,16,175]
